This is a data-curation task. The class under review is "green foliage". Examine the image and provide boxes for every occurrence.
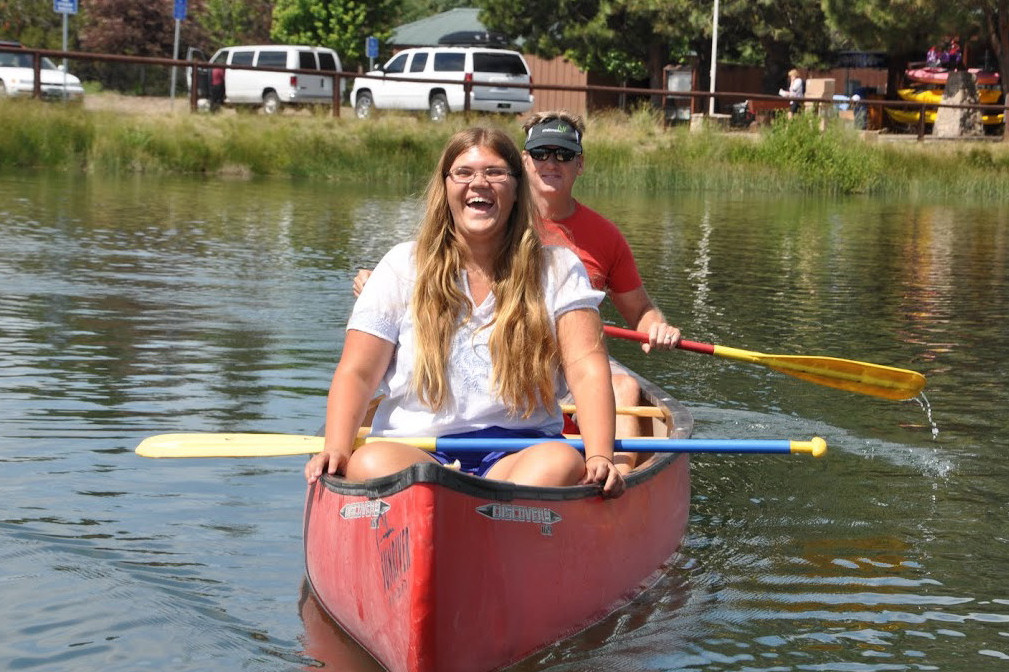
[821,0,977,54]
[270,0,397,67]
[7,98,1009,200]
[0,100,93,169]
[0,0,66,48]
[735,115,883,194]
[398,0,470,24]
[474,0,698,87]
[197,0,273,50]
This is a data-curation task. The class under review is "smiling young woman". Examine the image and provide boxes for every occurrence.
[307,126,624,498]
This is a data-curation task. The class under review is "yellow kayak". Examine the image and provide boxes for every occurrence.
[885,107,1005,126]
[897,86,1002,106]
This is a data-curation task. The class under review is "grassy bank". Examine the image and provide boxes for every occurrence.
[4,98,1009,198]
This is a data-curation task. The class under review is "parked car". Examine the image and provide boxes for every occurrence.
[187,44,343,114]
[350,46,533,121]
[0,42,85,101]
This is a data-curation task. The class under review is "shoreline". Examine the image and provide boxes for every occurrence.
[5,94,1009,199]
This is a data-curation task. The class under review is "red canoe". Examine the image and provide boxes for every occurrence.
[303,370,693,672]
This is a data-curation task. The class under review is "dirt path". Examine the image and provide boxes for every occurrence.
[83,92,189,116]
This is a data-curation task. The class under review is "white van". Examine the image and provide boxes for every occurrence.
[191,45,344,114]
[350,46,533,121]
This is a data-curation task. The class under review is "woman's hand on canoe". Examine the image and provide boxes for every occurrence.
[305,449,351,484]
[581,455,625,498]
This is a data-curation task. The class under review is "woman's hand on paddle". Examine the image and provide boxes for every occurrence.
[305,448,351,485]
[581,455,625,498]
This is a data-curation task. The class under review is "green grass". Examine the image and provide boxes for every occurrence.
[5,96,1009,199]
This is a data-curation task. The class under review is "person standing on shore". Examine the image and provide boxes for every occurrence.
[780,69,804,117]
[210,65,225,112]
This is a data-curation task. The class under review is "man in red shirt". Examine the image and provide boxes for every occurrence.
[522,112,681,470]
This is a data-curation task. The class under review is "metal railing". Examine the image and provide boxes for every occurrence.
[3,45,1005,141]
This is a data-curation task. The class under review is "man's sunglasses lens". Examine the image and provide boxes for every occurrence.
[529,148,578,162]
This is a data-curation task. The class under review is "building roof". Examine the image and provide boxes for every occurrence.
[391,8,485,47]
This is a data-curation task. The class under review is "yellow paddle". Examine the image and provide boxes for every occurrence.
[603,325,925,401]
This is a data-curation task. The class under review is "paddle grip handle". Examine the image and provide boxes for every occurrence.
[602,325,715,355]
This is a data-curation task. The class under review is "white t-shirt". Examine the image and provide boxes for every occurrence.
[348,241,604,437]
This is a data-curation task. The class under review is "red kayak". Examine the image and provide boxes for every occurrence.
[303,369,693,672]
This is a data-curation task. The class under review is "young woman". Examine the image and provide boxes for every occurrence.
[305,127,623,498]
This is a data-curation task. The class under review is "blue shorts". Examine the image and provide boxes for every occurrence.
[431,426,563,477]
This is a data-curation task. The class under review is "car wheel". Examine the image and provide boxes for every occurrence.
[262,91,281,115]
[355,91,374,119]
[429,94,449,122]
[0,81,7,97]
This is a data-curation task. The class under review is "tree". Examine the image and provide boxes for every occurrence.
[718,0,835,94]
[197,0,274,50]
[475,0,834,104]
[270,0,398,68]
[475,0,700,93]
[78,0,208,92]
[399,0,470,25]
[0,0,70,48]
[979,0,1009,141]
[821,0,979,96]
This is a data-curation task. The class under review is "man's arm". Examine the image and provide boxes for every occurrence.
[609,286,680,353]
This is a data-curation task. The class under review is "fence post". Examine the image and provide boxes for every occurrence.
[332,74,341,117]
[189,62,198,112]
[32,51,42,99]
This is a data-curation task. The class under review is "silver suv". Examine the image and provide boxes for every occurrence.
[351,46,533,121]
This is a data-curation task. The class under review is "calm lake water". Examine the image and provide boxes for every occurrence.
[2,171,1009,672]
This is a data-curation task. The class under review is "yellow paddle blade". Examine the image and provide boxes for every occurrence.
[136,433,324,458]
[763,355,926,401]
[711,345,926,400]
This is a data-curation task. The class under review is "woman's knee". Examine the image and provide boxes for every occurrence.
[345,442,428,480]
[490,442,584,486]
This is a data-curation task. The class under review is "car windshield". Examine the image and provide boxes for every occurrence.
[0,53,61,69]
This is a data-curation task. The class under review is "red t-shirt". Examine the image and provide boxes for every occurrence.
[540,202,642,293]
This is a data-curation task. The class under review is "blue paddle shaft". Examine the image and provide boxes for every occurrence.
[406,437,820,455]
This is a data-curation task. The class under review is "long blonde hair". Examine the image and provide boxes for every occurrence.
[411,127,558,417]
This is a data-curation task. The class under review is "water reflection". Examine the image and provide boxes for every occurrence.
[299,579,384,671]
[4,173,1009,671]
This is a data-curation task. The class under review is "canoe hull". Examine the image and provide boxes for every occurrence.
[304,375,692,672]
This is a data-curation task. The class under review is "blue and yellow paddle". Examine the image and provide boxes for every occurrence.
[604,325,926,401]
[134,432,826,459]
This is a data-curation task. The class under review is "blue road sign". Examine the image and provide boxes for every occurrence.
[53,0,77,14]
[174,0,188,20]
[366,36,379,59]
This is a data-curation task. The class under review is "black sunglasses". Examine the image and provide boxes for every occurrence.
[527,147,580,163]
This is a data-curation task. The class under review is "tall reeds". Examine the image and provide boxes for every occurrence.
[4,97,1009,199]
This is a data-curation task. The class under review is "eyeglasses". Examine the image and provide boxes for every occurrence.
[527,147,580,163]
[445,167,516,184]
